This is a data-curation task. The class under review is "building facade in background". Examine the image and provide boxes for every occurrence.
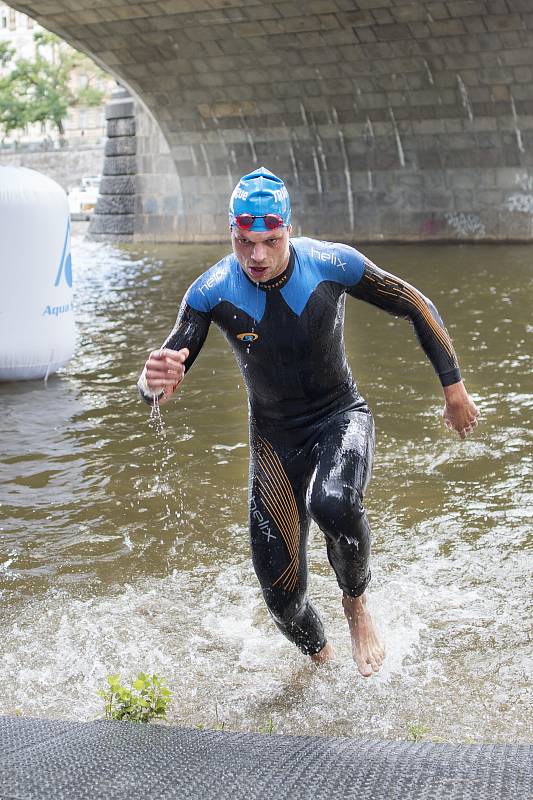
[0,2,114,149]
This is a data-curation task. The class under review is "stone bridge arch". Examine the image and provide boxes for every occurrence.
[8,1,533,242]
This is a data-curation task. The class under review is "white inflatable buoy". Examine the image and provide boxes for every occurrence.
[0,166,75,380]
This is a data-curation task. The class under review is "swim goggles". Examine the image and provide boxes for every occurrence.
[234,213,285,230]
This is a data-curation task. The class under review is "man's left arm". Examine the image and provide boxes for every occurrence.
[347,257,479,439]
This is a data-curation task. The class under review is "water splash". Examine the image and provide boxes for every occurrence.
[144,344,186,546]
[149,393,164,433]
[147,394,175,532]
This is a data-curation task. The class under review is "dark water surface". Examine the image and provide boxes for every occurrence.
[0,234,531,742]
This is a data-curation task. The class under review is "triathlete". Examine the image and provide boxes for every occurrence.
[138,167,479,677]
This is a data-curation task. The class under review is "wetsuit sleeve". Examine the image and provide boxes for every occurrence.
[137,293,211,405]
[346,259,461,387]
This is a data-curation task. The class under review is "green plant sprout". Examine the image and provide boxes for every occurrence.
[97,672,172,723]
[259,716,275,735]
[407,721,429,741]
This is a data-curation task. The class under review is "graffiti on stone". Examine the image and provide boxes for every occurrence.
[515,173,533,192]
[503,174,533,214]
[444,213,486,239]
[504,194,533,214]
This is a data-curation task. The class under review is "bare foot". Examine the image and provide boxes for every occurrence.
[342,592,385,677]
[310,641,336,665]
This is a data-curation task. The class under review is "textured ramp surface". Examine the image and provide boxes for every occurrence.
[0,716,531,800]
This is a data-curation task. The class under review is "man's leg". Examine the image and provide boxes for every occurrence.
[306,406,385,677]
[248,425,332,660]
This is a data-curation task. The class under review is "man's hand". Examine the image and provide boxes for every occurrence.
[442,380,479,439]
[145,347,189,403]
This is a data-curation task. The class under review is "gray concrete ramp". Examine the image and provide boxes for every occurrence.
[0,716,530,799]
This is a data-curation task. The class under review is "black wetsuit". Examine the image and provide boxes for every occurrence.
[138,237,461,655]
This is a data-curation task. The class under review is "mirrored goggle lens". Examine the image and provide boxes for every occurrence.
[263,214,284,229]
[235,213,254,229]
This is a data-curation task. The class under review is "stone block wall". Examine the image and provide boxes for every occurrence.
[134,98,184,242]
[0,146,103,194]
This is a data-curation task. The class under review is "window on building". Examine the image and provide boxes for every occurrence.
[79,74,88,89]
[9,9,16,30]
[1,16,7,29]
[27,16,34,29]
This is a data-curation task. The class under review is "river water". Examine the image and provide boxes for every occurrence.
[0,232,531,743]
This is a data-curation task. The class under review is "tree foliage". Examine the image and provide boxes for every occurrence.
[0,41,14,68]
[0,31,108,138]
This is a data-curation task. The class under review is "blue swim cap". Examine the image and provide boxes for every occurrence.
[229,167,291,231]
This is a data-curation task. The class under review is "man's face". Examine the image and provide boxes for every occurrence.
[231,224,292,283]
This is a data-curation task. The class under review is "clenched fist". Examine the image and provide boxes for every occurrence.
[144,347,189,403]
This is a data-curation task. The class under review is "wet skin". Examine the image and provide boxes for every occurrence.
[231,223,292,283]
[142,229,479,677]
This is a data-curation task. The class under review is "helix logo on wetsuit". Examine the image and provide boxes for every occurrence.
[237,332,259,342]
[311,246,346,271]
[250,497,275,542]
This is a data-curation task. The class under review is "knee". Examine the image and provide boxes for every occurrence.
[307,483,365,537]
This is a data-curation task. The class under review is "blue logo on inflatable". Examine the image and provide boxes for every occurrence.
[42,303,72,317]
[54,219,72,288]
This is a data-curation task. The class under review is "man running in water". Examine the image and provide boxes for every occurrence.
[138,167,479,677]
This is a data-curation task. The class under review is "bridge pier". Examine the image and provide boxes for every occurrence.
[89,86,136,242]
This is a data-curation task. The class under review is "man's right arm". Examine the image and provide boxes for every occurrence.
[137,296,212,406]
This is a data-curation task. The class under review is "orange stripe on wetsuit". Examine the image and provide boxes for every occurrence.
[256,435,300,593]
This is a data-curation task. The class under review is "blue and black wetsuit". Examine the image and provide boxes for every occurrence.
[139,237,461,655]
